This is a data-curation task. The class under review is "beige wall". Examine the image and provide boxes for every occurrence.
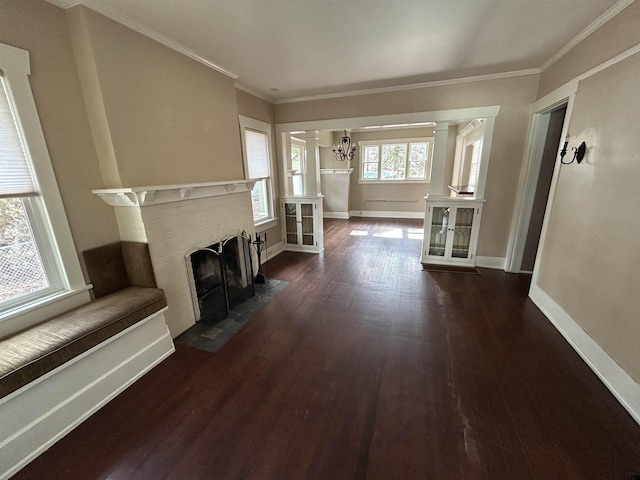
[235,89,282,246]
[0,0,120,263]
[276,75,540,257]
[69,6,243,187]
[236,89,275,125]
[536,51,640,383]
[537,1,640,98]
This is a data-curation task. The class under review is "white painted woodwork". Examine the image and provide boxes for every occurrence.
[0,310,175,480]
[92,179,256,207]
[0,42,90,336]
[529,284,640,426]
[421,196,485,267]
[303,131,320,197]
[428,122,450,196]
[280,196,324,254]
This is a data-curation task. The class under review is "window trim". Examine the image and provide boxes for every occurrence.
[358,137,434,183]
[0,42,89,332]
[238,115,277,230]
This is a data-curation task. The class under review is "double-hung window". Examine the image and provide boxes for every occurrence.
[0,42,86,329]
[360,138,433,182]
[239,116,276,229]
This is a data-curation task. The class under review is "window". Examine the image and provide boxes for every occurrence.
[453,119,485,189]
[290,139,305,196]
[0,198,49,304]
[0,68,59,310]
[0,42,87,326]
[239,116,276,228]
[359,138,432,182]
[467,140,482,187]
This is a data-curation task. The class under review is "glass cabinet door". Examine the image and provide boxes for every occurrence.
[451,207,474,258]
[428,207,450,256]
[284,202,298,244]
[300,203,314,246]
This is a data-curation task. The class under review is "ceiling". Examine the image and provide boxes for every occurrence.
[60,0,624,101]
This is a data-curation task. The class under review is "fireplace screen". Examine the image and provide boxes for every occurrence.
[187,235,255,325]
[189,247,227,324]
[222,235,255,309]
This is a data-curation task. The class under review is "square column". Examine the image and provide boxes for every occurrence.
[304,130,321,196]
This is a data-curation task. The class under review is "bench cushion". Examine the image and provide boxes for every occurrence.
[0,286,167,399]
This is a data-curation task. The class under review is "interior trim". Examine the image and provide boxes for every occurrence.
[45,0,238,80]
[347,210,423,219]
[275,69,540,105]
[530,284,640,426]
[540,0,636,71]
[475,256,506,270]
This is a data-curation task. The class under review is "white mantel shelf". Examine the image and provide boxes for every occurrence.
[93,180,256,207]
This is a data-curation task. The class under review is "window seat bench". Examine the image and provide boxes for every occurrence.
[0,242,174,479]
[0,285,167,399]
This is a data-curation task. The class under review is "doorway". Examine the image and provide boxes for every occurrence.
[506,102,568,273]
[520,106,566,271]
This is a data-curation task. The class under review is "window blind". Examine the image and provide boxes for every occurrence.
[245,129,270,179]
[0,76,37,198]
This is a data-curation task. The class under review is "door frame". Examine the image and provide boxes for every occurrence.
[505,82,578,273]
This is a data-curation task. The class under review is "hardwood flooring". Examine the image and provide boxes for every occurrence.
[15,218,640,479]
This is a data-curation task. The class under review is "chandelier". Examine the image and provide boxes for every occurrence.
[332,130,357,162]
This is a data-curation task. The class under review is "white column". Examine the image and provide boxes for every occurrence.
[428,122,450,197]
[304,130,321,196]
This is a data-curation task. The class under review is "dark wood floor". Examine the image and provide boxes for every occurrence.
[15,218,640,479]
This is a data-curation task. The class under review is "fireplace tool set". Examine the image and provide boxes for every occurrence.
[252,232,267,284]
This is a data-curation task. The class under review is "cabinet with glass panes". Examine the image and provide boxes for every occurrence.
[421,196,484,267]
[280,196,324,253]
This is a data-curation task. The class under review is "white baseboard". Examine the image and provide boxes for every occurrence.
[323,212,350,219]
[262,241,284,264]
[475,256,506,270]
[348,210,424,219]
[529,283,640,426]
[0,311,175,480]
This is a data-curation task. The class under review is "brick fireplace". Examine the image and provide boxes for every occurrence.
[93,181,256,337]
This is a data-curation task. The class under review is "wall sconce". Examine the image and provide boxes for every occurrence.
[560,140,587,164]
[332,130,357,162]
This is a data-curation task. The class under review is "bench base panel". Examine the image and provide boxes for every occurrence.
[0,309,174,480]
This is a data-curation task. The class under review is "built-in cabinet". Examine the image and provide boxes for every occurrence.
[421,196,484,267]
[281,196,324,253]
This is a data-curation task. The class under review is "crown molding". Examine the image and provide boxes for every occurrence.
[47,0,631,104]
[45,0,238,80]
[274,69,540,105]
[540,0,636,72]
[235,82,274,103]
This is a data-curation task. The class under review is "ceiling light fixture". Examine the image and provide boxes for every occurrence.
[332,130,357,162]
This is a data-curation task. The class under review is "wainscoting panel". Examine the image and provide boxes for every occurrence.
[0,311,174,480]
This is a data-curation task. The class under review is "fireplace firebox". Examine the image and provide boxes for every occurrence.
[187,235,255,325]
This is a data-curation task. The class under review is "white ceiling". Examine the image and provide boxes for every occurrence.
[62,0,625,100]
